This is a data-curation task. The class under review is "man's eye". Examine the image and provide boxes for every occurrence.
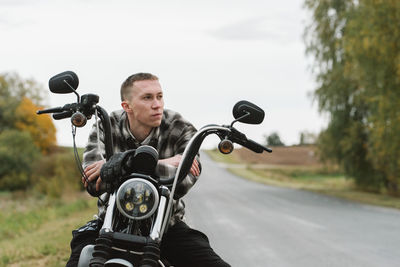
[157,95,163,100]
[144,96,152,100]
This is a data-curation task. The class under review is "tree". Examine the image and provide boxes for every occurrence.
[15,97,57,154]
[265,132,285,146]
[305,0,400,195]
[343,0,400,194]
[0,72,56,154]
[0,72,46,132]
[0,72,58,191]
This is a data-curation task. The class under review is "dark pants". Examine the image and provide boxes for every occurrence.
[160,221,230,267]
[66,220,99,267]
[66,220,230,267]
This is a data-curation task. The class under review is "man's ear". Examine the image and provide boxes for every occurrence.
[121,101,132,113]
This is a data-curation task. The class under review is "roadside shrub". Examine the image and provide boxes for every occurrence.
[0,130,41,190]
[31,150,83,197]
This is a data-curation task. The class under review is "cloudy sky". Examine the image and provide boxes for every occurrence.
[0,0,326,149]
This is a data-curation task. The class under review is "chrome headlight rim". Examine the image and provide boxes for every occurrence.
[116,178,159,220]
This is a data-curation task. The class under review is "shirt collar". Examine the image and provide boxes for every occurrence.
[123,113,159,149]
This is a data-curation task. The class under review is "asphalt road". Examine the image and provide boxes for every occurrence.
[184,152,400,267]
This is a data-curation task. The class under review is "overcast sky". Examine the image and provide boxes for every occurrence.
[0,0,326,149]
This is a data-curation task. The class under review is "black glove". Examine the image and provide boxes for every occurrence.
[100,149,136,191]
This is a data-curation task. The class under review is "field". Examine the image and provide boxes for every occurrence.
[0,192,97,267]
[227,145,321,166]
[206,146,400,210]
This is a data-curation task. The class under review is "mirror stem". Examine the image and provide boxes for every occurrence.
[64,80,80,103]
[230,111,250,127]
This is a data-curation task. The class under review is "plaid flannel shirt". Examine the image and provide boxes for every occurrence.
[83,109,201,226]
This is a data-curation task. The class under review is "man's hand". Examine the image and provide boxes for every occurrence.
[82,160,106,191]
[159,154,200,176]
[82,155,200,191]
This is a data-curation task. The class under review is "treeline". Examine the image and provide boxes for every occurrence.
[0,72,81,196]
[305,0,400,195]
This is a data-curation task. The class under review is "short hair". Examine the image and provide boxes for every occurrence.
[120,72,159,101]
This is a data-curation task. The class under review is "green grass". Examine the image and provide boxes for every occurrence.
[226,166,347,189]
[205,150,400,210]
[0,194,90,240]
[0,145,95,266]
[57,146,85,160]
[0,192,97,266]
[58,146,84,154]
[204,148,239,164]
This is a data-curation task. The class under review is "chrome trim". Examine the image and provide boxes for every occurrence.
[102,192,116,231]
[104,258,133,267]
[116,178,160,220]
[111,247,144,255]
[150,194,167,241]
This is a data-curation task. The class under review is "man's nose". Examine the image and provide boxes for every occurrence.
[152,99,162,109]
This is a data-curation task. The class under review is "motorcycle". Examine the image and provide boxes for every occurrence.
[37,71,272,267]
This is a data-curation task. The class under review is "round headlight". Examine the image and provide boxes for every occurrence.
[116,178,159,220]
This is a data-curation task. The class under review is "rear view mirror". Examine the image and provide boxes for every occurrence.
[232,100,265,124]
[49,71,79,94]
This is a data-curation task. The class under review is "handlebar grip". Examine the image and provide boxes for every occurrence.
[234,137,272,153]
[247,139,272,153]
[37,107,63,114]
[243,139,264,153]
[53,111,73,120]
[229,127,272,153]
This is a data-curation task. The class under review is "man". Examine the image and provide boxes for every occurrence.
[66,73,230,267]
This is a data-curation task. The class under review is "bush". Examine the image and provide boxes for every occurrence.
[31,151,83,197]
[264,132,285,146]
[0,130,41,190]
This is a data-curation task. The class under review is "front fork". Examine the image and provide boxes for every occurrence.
[150,186,170,242]
[102,193,116,232]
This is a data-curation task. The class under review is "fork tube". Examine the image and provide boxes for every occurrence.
[102,193,116,231]
[150,193,167,241]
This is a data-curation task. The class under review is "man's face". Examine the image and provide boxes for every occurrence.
[124,79,164,130]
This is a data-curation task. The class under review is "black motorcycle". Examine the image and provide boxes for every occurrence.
[37,71,272,267]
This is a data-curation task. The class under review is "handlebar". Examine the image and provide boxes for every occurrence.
[157,125,271,187]
[37,103,77,116]
[37,99,113,197]
[53,111,73,120]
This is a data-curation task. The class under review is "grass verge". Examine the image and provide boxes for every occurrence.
[205,149,400,210]
[0,192,97,267]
